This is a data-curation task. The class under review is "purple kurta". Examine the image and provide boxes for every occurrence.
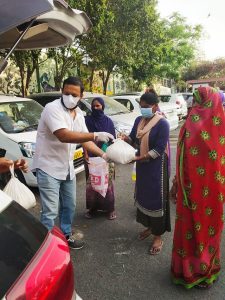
[130,116,171,235]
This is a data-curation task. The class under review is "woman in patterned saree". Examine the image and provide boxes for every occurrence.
[171,87,225,288]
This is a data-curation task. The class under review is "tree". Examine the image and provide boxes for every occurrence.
[46,45,84,90]
[182,58,225,81]
[156,13,202,81]
[70,0,163,94]
[10,50,41,96]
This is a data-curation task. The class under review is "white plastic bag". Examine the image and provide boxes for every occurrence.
[3,165,36,209]
[106,138,136,164]
[88,157,109,197]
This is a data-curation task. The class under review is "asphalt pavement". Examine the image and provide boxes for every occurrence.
[31,123,225,300]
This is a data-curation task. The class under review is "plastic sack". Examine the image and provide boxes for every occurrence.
[3,165,36,209]
[106,138,136,164]
[88,157,109,197]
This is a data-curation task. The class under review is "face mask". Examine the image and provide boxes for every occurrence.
[62,94,80,109]
[140,107,153,118]
[92,108,104,118]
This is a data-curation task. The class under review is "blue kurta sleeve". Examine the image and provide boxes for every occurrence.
[149,118,169,157]
[129,116,142,142]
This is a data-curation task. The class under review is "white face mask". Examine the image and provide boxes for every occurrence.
[62,94,80,109]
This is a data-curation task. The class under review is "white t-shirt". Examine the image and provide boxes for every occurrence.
[32,98,88,180]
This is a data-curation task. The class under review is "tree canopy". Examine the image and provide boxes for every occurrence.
[0,1,203,95]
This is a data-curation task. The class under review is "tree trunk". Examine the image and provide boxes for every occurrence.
[89,68,95,92]
[103,70,111,95]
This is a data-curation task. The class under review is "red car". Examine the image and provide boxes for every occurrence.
[0,190,80,300]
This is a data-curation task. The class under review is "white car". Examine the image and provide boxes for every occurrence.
[169,93,188,120]
[0,95,85,187]
[112,94,179,131]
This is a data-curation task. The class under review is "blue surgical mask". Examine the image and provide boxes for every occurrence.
[140,107,153,118]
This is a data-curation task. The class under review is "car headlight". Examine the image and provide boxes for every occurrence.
[19,142,36,158]
[113,122,132,136]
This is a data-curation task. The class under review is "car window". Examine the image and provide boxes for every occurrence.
[79,101,91,116]
[158,95,171,103]
[0,201,48,298]
[0,100,43,133]
[114,99,134,111]
[83,96,130,116]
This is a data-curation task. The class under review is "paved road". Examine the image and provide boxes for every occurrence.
[31,124,225,300]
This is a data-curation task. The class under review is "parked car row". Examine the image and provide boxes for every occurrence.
[29,91,140,136]
[111,93,179,131]
[0,90,187,189]
[157,93,188,121]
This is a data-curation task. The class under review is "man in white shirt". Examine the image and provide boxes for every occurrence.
[32,77,113,250]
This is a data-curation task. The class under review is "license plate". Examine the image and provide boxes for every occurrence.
[74,149,83,160]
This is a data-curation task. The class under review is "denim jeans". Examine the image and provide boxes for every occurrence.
[36,168,76,236]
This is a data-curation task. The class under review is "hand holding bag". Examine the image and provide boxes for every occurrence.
[106,138,136,164]
[3,165,36,209]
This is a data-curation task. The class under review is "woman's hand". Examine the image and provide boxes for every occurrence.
[133,154,149,162]
[118,133,130,143]
[14,159,29,173]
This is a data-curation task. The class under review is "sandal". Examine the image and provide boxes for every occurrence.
[85,211,94,219]
[138,228,151,240]
[149,240,163,255]
[195,278,218,289]
[108,211,117,220]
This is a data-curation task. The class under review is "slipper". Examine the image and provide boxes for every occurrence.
[85,211,93,219]
[149,241,163,255]
[138,229,151,240]
[108,211,117,220]
[195,277,218,289]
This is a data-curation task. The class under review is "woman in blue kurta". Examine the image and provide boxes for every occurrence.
[124,92,171,254]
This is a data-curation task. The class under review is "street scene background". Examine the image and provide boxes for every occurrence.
[31,124,225,300]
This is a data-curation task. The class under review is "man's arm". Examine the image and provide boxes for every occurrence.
[82,141,104,158]
[54,128,95,143]
[54,128,114,144]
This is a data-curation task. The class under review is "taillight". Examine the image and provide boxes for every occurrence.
[5,227,74,300]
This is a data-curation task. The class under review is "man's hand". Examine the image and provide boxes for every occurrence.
[0,157,14,173]
[94,132,114,143]
[14,159,29,173]
[101,153,110,162]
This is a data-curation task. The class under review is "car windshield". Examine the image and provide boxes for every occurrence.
[158,95,171,103]
[0,100,43,133]
[83,96,130,116]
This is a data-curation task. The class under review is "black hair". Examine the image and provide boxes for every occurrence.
[140,92,159,105]
[62,76,84,94]
[145,87,158,96]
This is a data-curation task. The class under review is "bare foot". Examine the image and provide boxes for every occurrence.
[138,228,151,240]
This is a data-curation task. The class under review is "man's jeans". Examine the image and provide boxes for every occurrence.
[36,169,76,236]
